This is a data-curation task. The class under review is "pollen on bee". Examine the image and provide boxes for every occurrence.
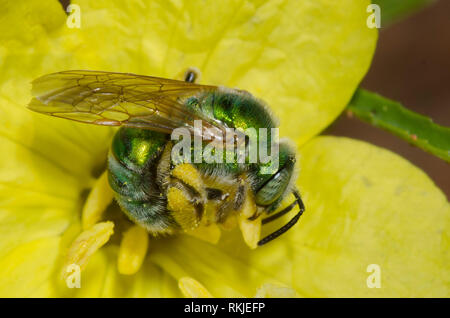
[178,277,213,298]
[117,225,149,275]
[171,163,205,197]
[62,221,114,281]
[167,187,201,230]
[81,170,114,230]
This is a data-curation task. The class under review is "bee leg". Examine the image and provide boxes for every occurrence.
[167,185,204,230]
[167,163,206,230]
[62,221,114,283]
[261,200,297,224]
[258,190,305,246]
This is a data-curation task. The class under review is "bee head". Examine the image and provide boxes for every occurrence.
[254,141,297,208]
[252,141,305,247]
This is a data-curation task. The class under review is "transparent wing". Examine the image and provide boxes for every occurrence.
[28,70,227,136]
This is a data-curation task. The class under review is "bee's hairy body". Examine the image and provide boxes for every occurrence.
[108,90,297,235]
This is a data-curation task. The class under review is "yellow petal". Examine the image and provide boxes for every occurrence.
[117,225,149,275]
[0,237,61,297]
[102,247,181,297]
[292,136,449,297]
[0,0,65,44]
[70,246,181,297]
[0,0,115,270]
[178,277,213,298]
[150,236,279,297]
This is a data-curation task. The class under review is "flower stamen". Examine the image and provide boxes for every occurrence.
[62,221,114,281]
[81,170,114,230]
[117,225,149,275]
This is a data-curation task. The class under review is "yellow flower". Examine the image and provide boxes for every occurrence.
[0,0,448,297]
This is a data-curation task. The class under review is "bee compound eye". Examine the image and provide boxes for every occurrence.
[255,168,290,206]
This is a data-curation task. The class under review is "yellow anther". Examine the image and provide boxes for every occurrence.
[62,221,114,280]
[117,225,149,275]
[81,171,114,230]
[254,283,299,298]
[238,215,261,249]
[185,223,221,244]
[178,277,213,298]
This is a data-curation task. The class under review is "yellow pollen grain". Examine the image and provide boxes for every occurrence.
[81,170,114,230]
[185,223,221,244]
[117,225,149,275]
[178,277,213,298]
[62,221,114,280]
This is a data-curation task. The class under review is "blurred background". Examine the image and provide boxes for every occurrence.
[325,0,450,199]
[59,0,449,198]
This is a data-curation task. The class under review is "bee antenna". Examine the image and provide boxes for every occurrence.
[257,190,305,246]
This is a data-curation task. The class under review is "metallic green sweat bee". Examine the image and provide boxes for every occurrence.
[29,70,305,247]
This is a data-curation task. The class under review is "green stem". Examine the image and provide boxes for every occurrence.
[374,0,437,26]
[348,89,450,162]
